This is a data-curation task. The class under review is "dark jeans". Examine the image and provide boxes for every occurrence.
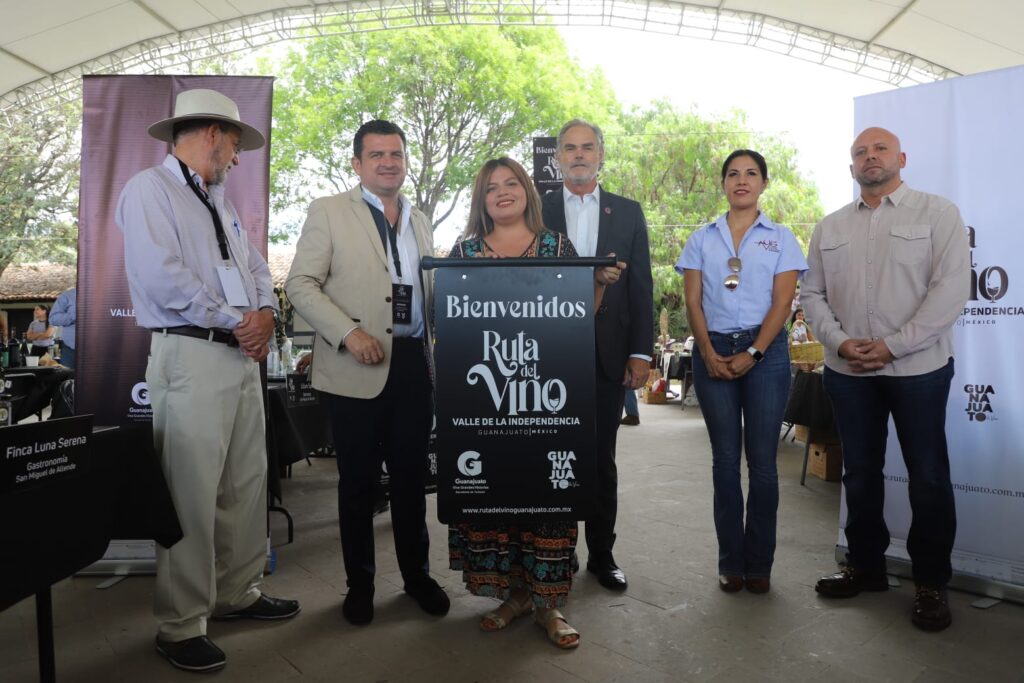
[622,387,639,418]
[823,359,956,586]
[324,337,434,590]
[693,328,790,578]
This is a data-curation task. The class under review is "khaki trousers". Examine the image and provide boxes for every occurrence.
[147,332,268,641]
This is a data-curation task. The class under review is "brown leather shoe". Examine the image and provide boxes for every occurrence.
[912,585,952,631]
[619,415,640,426]
[815,566,889,598]
[718,575,743,593]
[745,577,771,594]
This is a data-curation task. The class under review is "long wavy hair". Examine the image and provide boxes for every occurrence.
[463,157,545,239]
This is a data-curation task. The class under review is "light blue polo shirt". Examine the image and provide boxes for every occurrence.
[676,212,807,333]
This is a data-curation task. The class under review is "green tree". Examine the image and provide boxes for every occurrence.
[267,24,618,239]
[0,105,80,281]
[602,101,823,339]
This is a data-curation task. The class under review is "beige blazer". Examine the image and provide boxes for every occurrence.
[285,185,434,398]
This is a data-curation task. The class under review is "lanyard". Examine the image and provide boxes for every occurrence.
[365,201,403,278]
[179,159,230,261]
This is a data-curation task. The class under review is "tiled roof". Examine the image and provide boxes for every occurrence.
[0,262,76,302]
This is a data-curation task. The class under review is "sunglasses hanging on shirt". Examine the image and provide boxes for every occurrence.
[724,257,742,291]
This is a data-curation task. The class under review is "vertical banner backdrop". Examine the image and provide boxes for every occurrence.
[848,66,1024,598]
[532,136,561,196]
[78,75,273,426]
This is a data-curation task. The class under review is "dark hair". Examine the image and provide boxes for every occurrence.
[464,158,545,239]
[790,308,804,325]
[721,149,769,183]
[172,119,239,146]
[353,120,407,159]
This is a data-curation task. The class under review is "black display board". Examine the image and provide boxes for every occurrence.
[532,136,561,196]
[427,256,612,523]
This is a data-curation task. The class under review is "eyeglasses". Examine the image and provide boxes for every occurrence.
[724,257,742,290]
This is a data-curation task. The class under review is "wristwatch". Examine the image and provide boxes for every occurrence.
[746,346,764,363]
[261,306,281,326]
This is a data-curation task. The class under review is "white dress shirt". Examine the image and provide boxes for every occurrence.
[563,184,600,258]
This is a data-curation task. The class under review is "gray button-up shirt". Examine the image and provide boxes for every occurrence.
[116,154,276,330]
[801,182,970,376]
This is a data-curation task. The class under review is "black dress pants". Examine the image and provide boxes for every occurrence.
[324,338,434,590]
[586,373,625,563]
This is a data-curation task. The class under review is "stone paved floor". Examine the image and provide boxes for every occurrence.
[3,396,1023,682]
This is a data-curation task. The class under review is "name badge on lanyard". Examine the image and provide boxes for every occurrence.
[392,283,412,324]
[217,265,251,307]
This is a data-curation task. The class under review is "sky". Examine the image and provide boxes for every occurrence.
[559,27,895,212]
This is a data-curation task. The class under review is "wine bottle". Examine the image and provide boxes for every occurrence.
[8,330,22,368]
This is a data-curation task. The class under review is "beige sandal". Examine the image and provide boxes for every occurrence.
[535,608,580,649]
[480,593,534,631]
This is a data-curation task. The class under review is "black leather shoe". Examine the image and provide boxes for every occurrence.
[815,566,889,598]
[155,635,226,672]
[212,594,301,621]
[405,577,450,616]
[342,587,374,625]
[912,585,952,631]
[620,415,640,426]
[718,575,743,593]
[587,560,628,590]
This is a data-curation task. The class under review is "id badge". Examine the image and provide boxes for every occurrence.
[392,283,412,324]
[217,265,251,306]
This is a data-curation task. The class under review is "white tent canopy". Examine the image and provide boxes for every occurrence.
[2,0,1023,114]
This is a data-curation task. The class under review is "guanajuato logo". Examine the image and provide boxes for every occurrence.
[964,383,996,422]
[960,225,1021,327]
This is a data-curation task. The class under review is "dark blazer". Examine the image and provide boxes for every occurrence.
[542,185,654,382]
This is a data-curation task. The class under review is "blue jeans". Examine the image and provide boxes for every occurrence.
[823,360,956,586]
[692,328,790,578]
[622,387,639,417]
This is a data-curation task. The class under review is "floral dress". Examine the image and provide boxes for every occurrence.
[446,229,580,609]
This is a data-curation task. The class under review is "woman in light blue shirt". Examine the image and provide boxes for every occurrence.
[676,150,807,594]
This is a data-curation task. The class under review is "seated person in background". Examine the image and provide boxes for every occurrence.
[789,308,815,344]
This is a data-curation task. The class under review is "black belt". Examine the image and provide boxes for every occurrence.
[156,326,239,347]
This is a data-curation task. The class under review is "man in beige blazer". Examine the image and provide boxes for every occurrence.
[286,120,448,626]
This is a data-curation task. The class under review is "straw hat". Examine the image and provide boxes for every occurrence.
[147,89,265,151]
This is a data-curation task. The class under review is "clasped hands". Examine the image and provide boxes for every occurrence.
[838,338,893,372]
[232,309,276,362]
[701,347,757,381]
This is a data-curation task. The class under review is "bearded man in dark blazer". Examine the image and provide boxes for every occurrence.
[541,119,654,590]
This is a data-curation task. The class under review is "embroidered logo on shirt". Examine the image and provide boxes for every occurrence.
[757,239,780,253]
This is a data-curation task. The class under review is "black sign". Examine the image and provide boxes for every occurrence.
[431,259,602,522]
[532,136,561,196]
[285,372,319,406]
[1,415,94,494]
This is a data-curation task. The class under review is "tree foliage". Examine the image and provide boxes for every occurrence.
[268,24,618,239]
[602,101,823,338]
[0,105,80,281]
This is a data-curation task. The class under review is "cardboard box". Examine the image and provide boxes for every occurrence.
[809,441,843,481]
[794,424,808,443]
[642,388,668,404]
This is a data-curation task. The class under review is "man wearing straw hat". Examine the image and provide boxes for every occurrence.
[117,88,300,673]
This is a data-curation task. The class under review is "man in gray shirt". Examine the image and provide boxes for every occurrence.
[802,127,970,632]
